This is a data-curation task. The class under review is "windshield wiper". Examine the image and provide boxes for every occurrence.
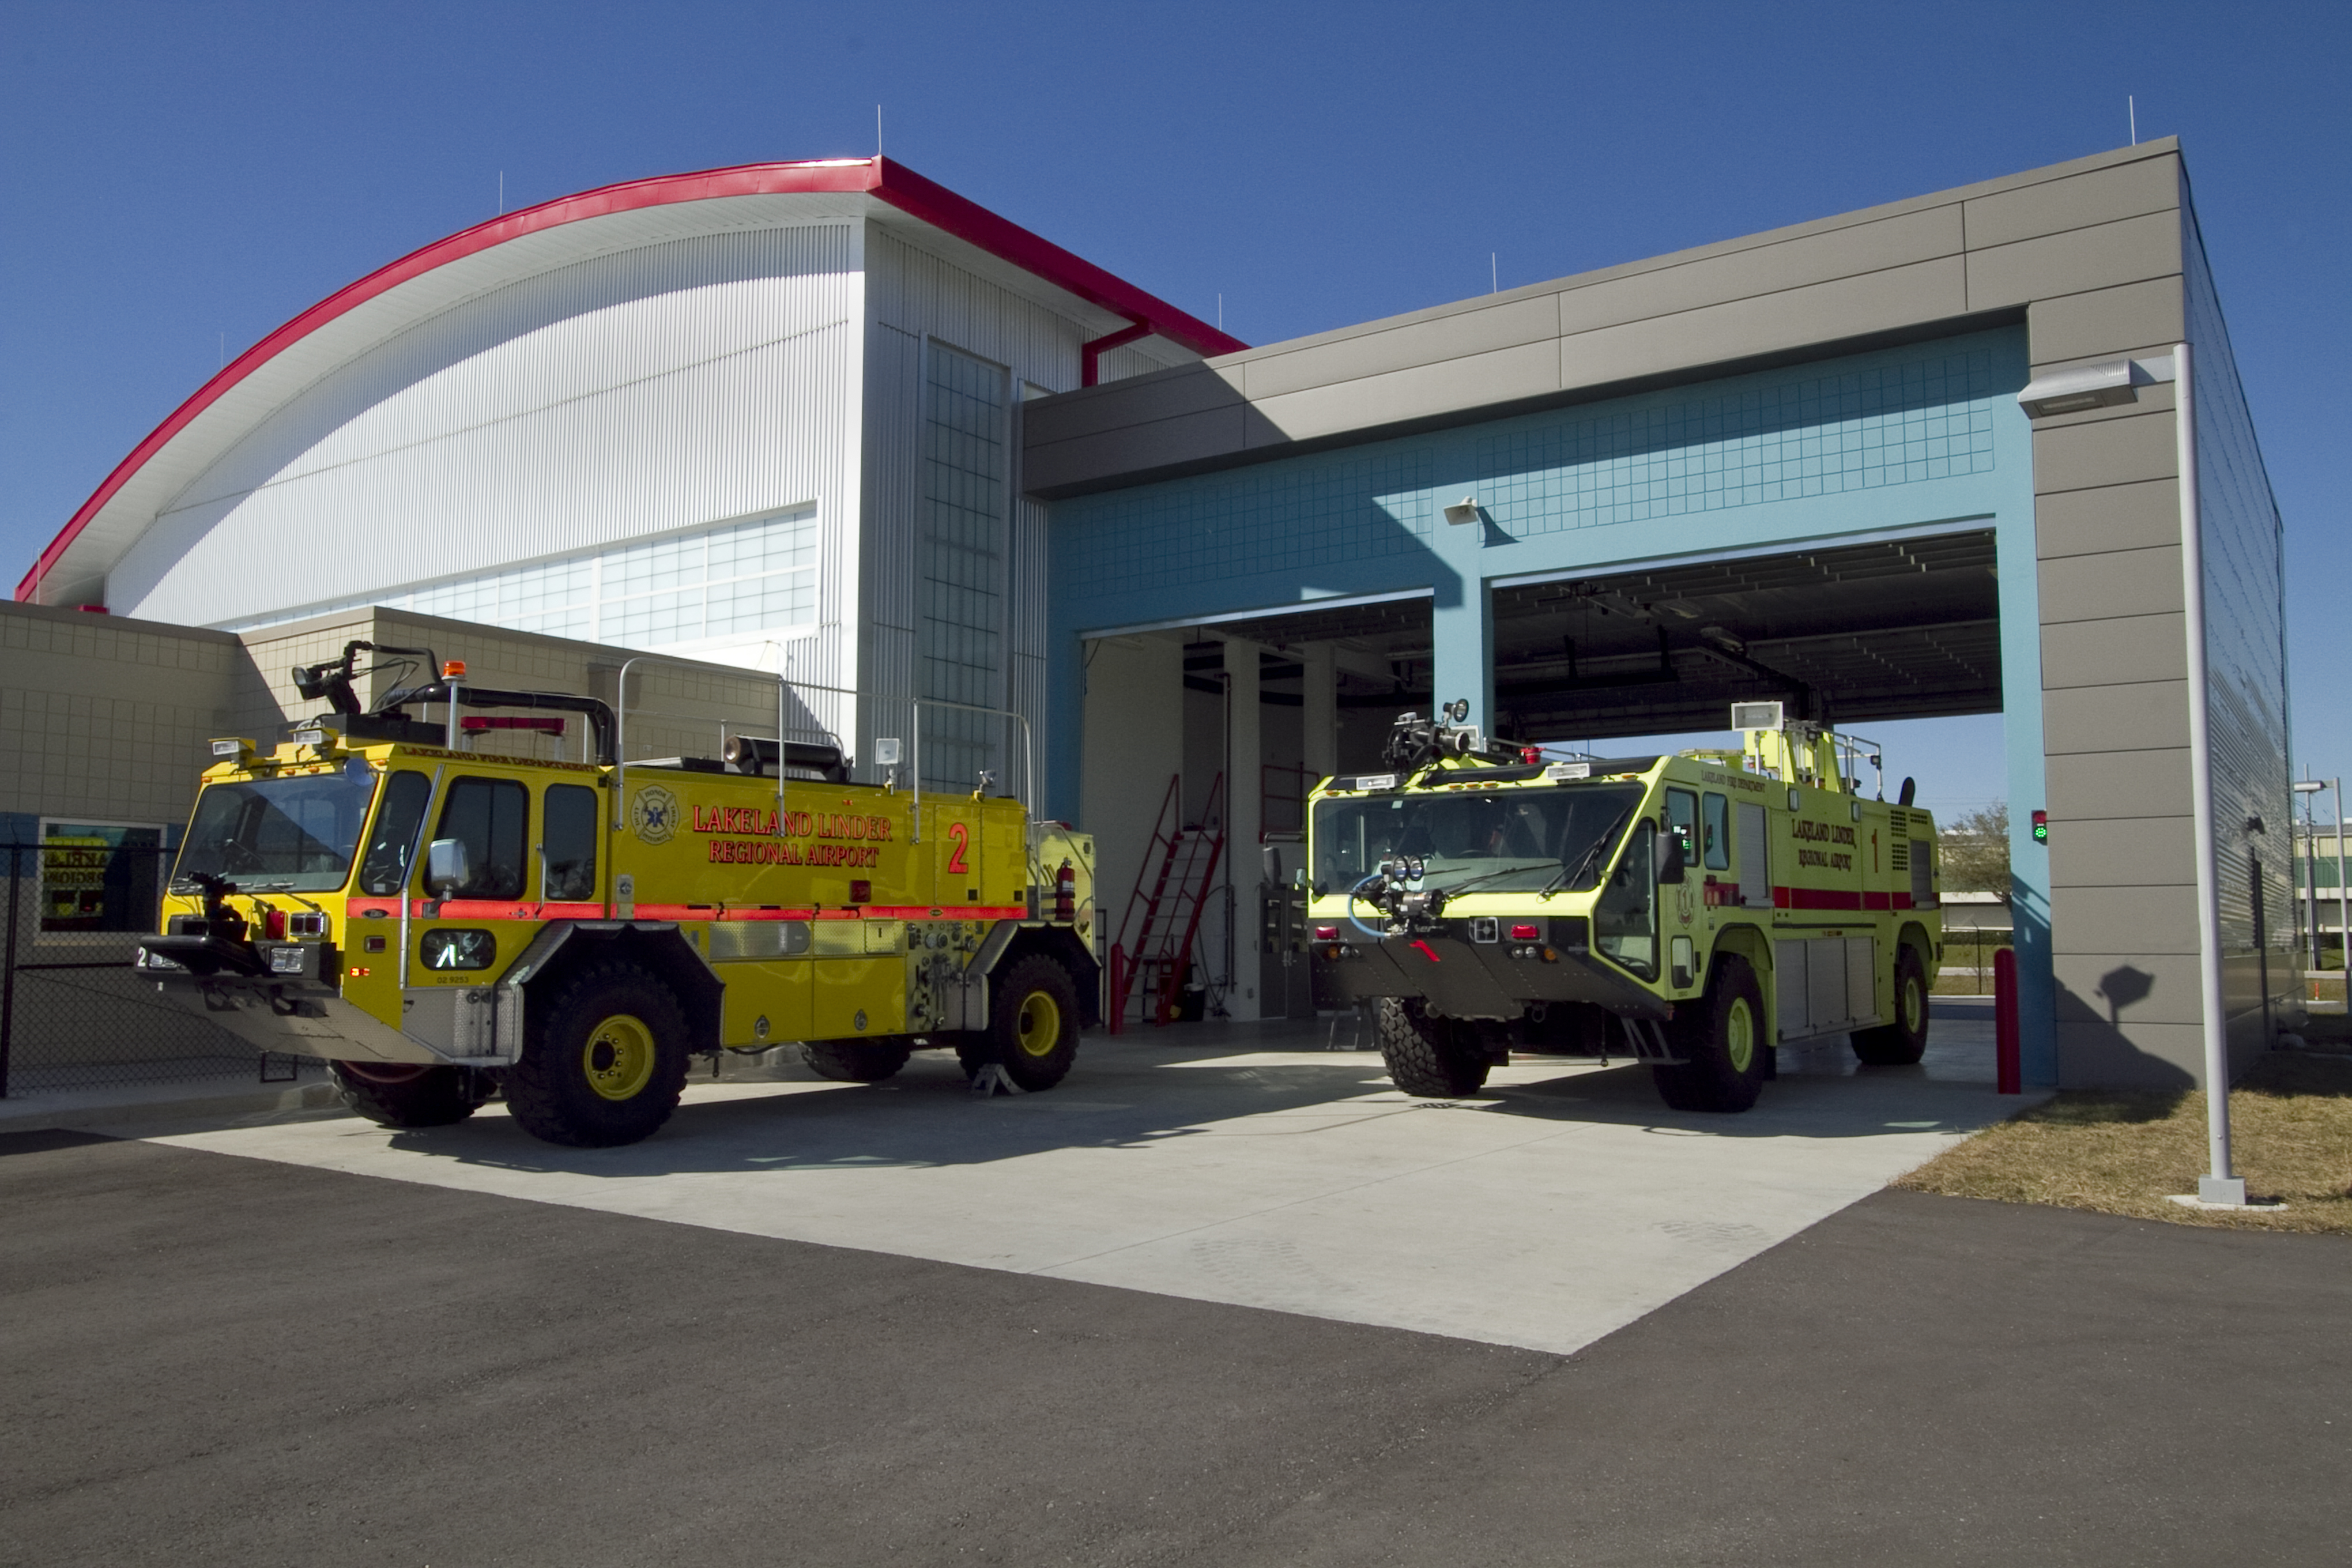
[1541,809,1633,900]
[1431,862,1556,896]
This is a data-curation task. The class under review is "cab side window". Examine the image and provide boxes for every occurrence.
[1664,789,1698,871]
[434,778,528,900]
[542,784,599,902]
[1702,791,1731,871]
[359,772,434,895]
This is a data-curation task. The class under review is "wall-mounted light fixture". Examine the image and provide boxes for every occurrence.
[2015,354,2174,419]
[1442,497,1483,526]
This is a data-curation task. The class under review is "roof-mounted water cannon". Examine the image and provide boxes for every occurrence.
[1382,699,1522,773]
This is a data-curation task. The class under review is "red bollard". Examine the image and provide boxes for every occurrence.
[1107,944,1125,1036]
[1994,945,2021,1094]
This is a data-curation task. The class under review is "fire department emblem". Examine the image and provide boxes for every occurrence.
[630,784,681,845]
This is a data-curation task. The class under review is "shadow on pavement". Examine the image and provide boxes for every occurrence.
[369,1001,2015,1180]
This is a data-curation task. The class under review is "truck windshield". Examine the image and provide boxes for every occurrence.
[172,764,380,893]
[1313,783,1646,895]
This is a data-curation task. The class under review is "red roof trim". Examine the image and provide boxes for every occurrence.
[18,157,1244,602]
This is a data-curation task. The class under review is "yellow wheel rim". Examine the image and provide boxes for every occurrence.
[1725,997,1757,1074]
[583,1013,657,1102]
[1902,973,1924,1032]
[1013,989,1063,1058]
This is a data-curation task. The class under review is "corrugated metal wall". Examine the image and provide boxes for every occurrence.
[860,226,1155,802]
[110,224,866,705]
[2183,197,2295,1013]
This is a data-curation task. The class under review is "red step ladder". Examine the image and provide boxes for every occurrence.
[1111,773,1226,1027]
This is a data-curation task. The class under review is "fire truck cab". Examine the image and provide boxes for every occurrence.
[1307,702,1942,1112]
[133,643,1099,1147]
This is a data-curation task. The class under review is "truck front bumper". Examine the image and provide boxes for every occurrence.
[134,947,510,1068]
[1314,932,1669,1023]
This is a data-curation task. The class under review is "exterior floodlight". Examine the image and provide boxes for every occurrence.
[1730,701,1784,730]
[2293,780,2325,794]
[1442,497,1483,526]
[2016,357,2153,418]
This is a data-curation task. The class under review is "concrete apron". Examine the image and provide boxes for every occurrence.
[132,1001,2022,1358]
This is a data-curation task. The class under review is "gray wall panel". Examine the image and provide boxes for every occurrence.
[2041,611,2189,688]
[2045,747,2194,819]
[1550,206,1961,336]
[2052,952,2207,1026]
[1558,258,1969,395]
[2031,410,2178,494]
[2041,678,2191,755]
[1242,295,1560,399]
[1966,211,2183,311]
[1022,362,1245,446]
[1252,340,1560,446]
[1963,156,2181,248]
[2053,1019,2200,1088]
[2026,277,2185,367]
[2035,478,2180,559]
[2052,884,2201,953]
[1026,406,1253,493]
[2037,545,2184,624]
[2049,813,2199,890]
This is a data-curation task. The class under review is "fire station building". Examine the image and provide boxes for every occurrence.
[5,138,2291,1091]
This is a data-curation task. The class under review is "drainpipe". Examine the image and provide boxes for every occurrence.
[1080,321,1153,388]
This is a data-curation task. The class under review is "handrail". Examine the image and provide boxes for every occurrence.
[607,653,1036,835]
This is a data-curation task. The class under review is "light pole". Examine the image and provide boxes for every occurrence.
[2296,779,2324,970]
[2174,340,2246,1207]
[2335,779,2346,978]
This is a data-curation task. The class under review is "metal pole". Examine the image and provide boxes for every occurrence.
[2174,341,2242,1204]
[0,844,21,1099]
[2335,779,2346,979]
[2309,786,2324,971]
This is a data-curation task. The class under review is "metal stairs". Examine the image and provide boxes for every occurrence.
[1111,772,1226,1027]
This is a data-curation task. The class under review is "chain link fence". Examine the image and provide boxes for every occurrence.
[1,843,321,1098]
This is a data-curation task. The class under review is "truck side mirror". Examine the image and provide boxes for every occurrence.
[424,838,472,898]
[1657,834,1688,885]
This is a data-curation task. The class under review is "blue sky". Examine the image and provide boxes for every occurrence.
[3,1,2343,823]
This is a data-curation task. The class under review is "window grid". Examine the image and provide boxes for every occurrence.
[1060,348,2001,600]
[921,345,1009,790]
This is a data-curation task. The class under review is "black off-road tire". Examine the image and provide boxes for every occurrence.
[330,1060,489,1129]
[1852,945,1931,1065]
[960,955,1082,1091]
[1653,953,1769,1113]
[1374,997,1491,1098]
[802,1039,913,1083]
[505,962,691,1147]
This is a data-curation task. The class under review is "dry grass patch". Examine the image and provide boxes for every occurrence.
[1897,1049,2352,1234]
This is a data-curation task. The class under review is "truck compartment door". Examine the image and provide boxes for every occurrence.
[1737,802,1769,907]
[1845,936,1879,1026]
[1774,938,1808,1039]
[1806,937,1848,1032]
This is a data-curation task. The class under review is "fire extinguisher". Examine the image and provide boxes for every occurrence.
[1054,859,1077,922]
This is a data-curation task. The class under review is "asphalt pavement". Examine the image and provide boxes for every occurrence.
[3,1123,2346,1566]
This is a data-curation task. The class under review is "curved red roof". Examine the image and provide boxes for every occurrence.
[18,156,1245,602]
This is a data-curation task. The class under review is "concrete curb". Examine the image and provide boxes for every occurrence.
[0,1079,348,1136]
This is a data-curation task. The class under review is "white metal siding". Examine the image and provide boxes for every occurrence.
[110,224,865,699]
[859,227,1113,786]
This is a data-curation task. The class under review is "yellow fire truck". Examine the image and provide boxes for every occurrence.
[133,642,1099,1147]
[1309,702,1941,1112]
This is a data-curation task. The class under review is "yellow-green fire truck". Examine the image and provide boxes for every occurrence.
[1309,703,1941,1111]
[133,642,1099,1148]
